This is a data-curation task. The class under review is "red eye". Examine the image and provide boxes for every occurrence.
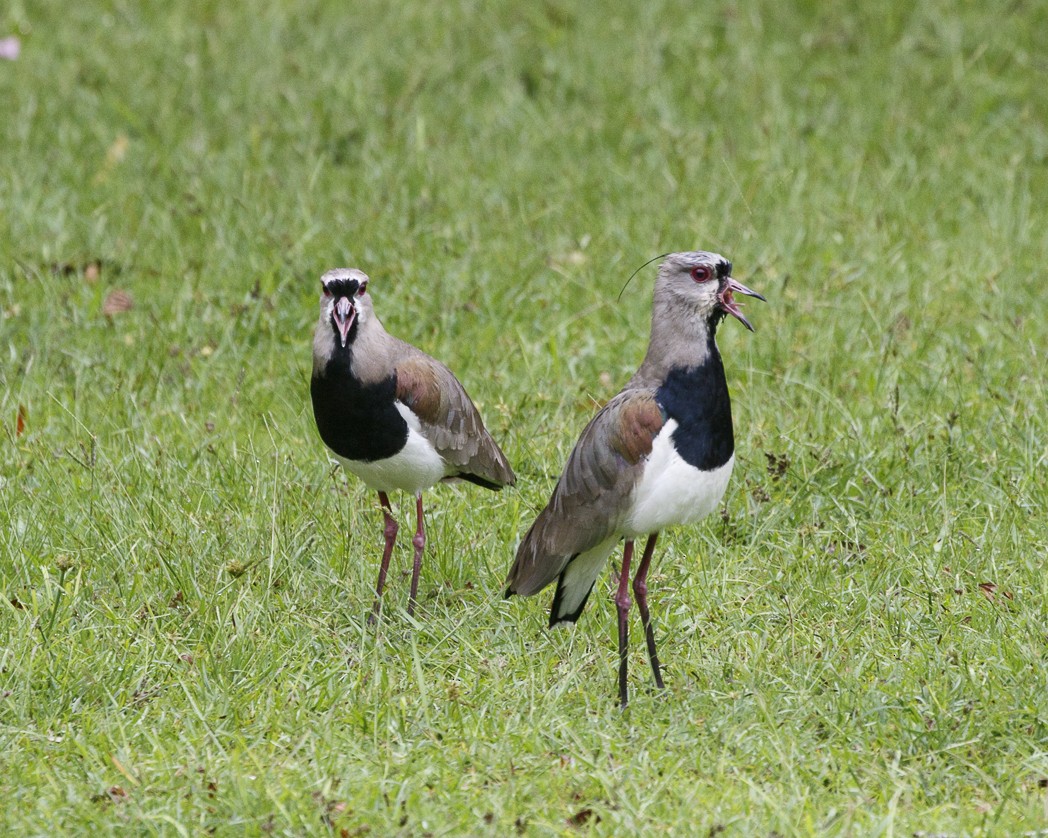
[322,284,332,298]
[357,284,367,297]
[690,265,712,283]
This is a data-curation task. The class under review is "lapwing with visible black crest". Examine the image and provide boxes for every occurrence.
[311,268,515,620]
[505,251,764,707]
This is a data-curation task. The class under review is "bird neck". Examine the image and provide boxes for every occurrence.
[629,301,721,388]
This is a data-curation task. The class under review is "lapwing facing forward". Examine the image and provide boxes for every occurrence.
[311,268,515,619]
[505,251,764,707]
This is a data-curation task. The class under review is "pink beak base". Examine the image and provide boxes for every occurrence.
[334,297,357,347]
[719,278,765,332]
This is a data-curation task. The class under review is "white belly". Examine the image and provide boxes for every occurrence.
[336,403,447,494]
[624,420,734,537]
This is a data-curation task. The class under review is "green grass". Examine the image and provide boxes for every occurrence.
[2,0,1048,833]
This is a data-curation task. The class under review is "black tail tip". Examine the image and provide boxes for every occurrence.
[548,614,581,629]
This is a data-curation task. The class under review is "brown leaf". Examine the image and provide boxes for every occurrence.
[102,290,133,316]
[567,808,599,828]
[108,786,129,801]
[16,404,26,436]
[979,582,997,602]
[765,451,790,480]
[9,595,24,610]
[94,134,130,185]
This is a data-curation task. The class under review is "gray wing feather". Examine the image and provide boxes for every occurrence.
[395,349,515,488]
[506,389,664,596]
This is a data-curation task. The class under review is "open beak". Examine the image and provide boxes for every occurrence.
[333,296,356,347]
[719,278,766,332]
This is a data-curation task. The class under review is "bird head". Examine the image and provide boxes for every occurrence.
[656,251,765,332]
[319,268,372,348]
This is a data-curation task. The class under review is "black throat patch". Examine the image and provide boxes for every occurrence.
[655,337,734,471]
[310,349,408,463]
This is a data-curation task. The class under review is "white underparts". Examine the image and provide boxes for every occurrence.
[625,419,734,537]
[549,421,735,625]
[336,402,447,494]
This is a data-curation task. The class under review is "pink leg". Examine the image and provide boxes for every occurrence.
[406,493,425,617]
[369,491,398,624]
[615,539,635,709]
[632,532,664,689]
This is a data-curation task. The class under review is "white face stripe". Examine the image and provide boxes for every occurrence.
[319,286,369,330]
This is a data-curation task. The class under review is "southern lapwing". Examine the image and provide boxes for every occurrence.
[311,268,515,619]
[505,251,763,707]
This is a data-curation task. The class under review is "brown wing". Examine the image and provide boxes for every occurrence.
[395,352,515,489]
[505,389,664,596]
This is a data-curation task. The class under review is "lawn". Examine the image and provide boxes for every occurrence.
[2,0,1047,834]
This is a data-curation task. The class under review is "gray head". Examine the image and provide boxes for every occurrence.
[654,251,764,332]
[318,268,375,348]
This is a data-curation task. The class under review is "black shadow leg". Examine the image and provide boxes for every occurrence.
[407,493,425,617]
[632,532,664,689]
[369,491,398,624]
[615,540,635,709]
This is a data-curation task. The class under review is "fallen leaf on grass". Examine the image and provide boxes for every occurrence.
[0,36,19,60]
[102,289,133,316]
[91,786,130,804]
[765,451,790,479]
[567,808,599,828]
[94,134,130,184]
[51,259,105,278]
[16,404,27,436]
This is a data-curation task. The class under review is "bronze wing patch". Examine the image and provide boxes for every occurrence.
[395,352,515,486]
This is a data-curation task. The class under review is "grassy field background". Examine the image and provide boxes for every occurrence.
[2,0,1047,834]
